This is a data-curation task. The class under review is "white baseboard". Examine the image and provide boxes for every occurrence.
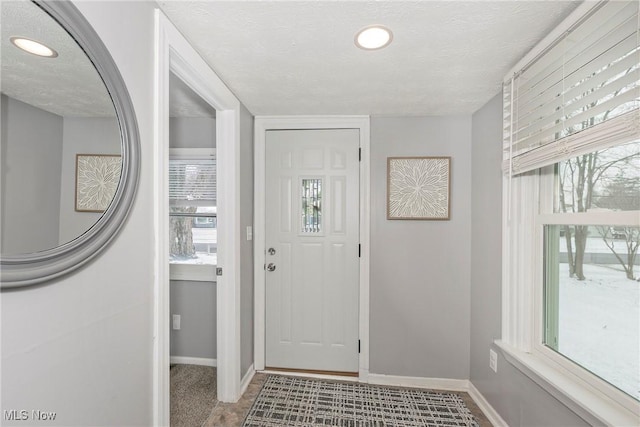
[468,381,508,427]
[358,369,369,383]
[367,373,469,392]
[240,364,255,396]
[170,356,217,367]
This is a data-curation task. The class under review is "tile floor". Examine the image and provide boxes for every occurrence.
[203,373,268,426]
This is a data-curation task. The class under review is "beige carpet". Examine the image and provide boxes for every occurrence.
[170,364,217,427]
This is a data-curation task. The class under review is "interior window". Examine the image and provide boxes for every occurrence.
[169,156,217,266]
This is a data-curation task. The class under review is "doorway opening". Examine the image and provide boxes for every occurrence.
[154,10,243,426]
[168,71,218,426]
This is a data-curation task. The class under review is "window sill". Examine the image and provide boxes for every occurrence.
[169,264,217,282]
[495,340,639,426]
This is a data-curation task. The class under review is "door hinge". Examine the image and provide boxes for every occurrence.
[216,267,223,276]
[359,147,362,161]
[358,339,361,354]
[358,244,361,258]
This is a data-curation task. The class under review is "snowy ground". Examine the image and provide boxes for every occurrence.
[558,263,639,399]
[171,252,217,265]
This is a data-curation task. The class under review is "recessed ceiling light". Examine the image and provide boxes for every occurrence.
[355,25,393,50]
[10,36,58,58]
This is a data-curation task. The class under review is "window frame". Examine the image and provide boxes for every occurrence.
[536,164,639,403]
[498,0,640,422]
[169,148,217,282]
[498,162,640,425]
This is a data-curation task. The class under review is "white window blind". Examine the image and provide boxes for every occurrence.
[169,158,216,207]
[503,0,640,175]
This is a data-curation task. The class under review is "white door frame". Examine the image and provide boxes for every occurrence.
[153,9,242,426]
[254,116,370,380]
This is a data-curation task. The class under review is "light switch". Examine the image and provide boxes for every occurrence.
[246,226,253,241]
[172,314,181,330]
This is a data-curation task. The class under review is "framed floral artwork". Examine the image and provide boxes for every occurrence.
[387,156,451,220]
[75,154,122,212]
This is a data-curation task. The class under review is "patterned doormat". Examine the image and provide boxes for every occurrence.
[243,375,479,426]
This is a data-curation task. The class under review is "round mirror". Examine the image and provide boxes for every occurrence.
[0,1,140,288]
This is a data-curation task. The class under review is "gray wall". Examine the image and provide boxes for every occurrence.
[1,95,63,254]
[169,116,217,360]
[58,117,120,245]
[169,117,216,149]
[239,104,255,378]
[470,93,589,426]
[0,98,121,252]
[170,281,216,359]
[1,2,156,425]
[370,116,472,379]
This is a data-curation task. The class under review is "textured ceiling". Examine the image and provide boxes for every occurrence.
[159,0,582,116]
[1,1,211,119]
[1,0,114,117]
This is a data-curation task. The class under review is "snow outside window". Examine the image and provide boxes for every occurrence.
[542,142,639,401]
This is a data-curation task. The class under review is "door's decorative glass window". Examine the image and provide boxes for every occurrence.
[301,178,322,233]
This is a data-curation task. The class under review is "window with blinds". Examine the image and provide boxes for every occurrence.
[169,158,216,207]
[168,153,217,267]
[503,0,639,175]
[500,1,640,413]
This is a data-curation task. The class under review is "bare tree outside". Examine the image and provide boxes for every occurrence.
[170,207,198,260]
[554,54,639,280]
[558,144,639,280]
[594,175,640,280]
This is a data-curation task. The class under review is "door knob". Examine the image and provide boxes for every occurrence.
[268,247,276,255]
[267,263,276,272]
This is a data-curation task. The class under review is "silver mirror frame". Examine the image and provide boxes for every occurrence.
[0,0,140,289]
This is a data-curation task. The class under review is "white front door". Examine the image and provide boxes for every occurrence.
[265,129,360,373]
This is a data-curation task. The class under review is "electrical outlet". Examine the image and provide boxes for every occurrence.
[489,349,498,373]
[172,314,181,330]
[246,226,253,241]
